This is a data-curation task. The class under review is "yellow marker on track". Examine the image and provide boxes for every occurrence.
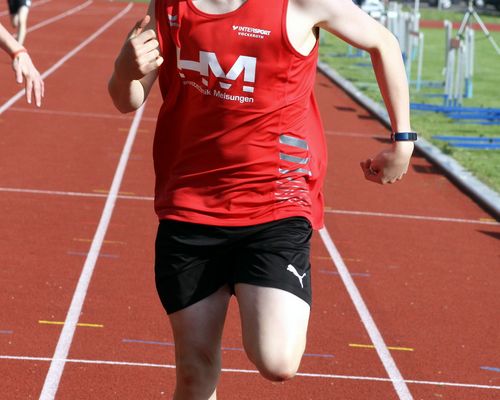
[349,343,414,352]
[39,320,104,328]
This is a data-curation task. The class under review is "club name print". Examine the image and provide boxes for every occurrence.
[177,48,257,103]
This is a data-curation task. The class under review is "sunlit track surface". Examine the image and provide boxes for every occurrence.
[0,1,499,399]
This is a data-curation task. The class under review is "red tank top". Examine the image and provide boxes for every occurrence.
[154,0,326,228]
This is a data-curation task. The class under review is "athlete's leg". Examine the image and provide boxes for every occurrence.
[168,285,232,400]
[15,6,29,45]
[235,283,310,381]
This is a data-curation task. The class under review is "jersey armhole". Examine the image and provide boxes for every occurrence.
[281,0,319,59]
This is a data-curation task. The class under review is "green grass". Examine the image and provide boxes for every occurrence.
[319,12,500,193]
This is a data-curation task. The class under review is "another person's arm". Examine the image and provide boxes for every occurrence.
[0,22,44,107]
[298,0,414,184]
[108,0,163,113]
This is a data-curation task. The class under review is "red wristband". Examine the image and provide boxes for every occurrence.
[11,48,27,60]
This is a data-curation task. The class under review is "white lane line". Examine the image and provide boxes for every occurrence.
[319,227,413,399]
[2,187,497,226]
[0,2,133,115]
[26,0,93,33]
[0,0,52,17]
[326,209,499,226]
[2,355,499,391]
[8,107,156,121]
[39,101,145,400]
[0,187,155,201]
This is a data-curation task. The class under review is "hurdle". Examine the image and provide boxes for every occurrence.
[443,23,475,107]
[385,2,424,91]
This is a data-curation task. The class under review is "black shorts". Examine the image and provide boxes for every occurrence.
[155,217,312,314]
[8,0,31,15]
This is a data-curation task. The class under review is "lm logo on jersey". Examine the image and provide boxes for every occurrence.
[177,48,257,94]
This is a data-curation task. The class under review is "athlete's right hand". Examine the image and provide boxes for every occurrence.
[114,15,164,82]
[12,52,44,107]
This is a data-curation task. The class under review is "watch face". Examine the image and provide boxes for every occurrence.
[393,132,417,141]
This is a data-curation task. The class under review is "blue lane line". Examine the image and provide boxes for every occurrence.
[481,366,500,373]
[448,114,500,121]
[319,269,371,277]
[411,103,500,113]
[122,339,173,346]
[449,116,500,121]
[122,339,334,358]
[0,330,13,334]
[449,143,500,149]
[432,136,500,142]
[453,120,500,126]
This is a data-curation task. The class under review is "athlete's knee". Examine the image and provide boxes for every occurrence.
[257,360,300,382]
[251,351,302,382]
[175,347,221,388]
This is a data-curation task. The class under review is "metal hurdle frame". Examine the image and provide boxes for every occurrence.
[444,21,475,106]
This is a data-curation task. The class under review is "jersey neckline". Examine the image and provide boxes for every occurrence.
[186,0,249,18]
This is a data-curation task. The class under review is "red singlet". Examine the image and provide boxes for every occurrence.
[154,0,327,228]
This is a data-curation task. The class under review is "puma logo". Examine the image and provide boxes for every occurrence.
[287,264,306,289]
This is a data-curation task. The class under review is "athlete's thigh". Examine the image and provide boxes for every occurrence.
[169,285,232,363]
[235,284,310,372]
[17,5,29,20]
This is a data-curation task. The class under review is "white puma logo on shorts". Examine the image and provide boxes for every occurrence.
[287,264,306,289]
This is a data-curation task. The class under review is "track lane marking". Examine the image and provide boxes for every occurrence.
[39,98,143,399]
[8,107,157,121]
[1,187,498,226]
[0,3,133,115]
[2,355,499,391]
[325,208,499,225]
[34,6,139,396]
[122,339,335,359]
[38,321,103,328]
[349,343,414,352]
[26,0,93,34]
[319,227,413,399]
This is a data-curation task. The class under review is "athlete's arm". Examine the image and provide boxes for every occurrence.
[108,0,163,113]
[0,22,44,107]
[292,0,414,184]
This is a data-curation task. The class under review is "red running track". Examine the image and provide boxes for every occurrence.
[1,1,499,399]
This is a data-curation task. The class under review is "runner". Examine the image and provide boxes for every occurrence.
[7,0,32,45]
[108,0,415,398]
[1,21,43,106]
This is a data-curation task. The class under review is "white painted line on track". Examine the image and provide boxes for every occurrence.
[0,2,133,116]
[26,0,93,33]
[9,106,157,121]
[9,106,158,121]
[3,186,498,226]
[2,355,499,391]
[326,208,499,226]
[39,100,144,400]
[36,9,138,399]
[319,227,413,399]
[0,0,52,17]
[0,187,155,201]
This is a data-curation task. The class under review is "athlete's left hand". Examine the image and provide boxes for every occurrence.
[360,141,414,184]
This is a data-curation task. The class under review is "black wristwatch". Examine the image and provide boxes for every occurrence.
[391,132,418,142]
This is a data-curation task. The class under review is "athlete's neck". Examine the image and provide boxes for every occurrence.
[190,0,247,14]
